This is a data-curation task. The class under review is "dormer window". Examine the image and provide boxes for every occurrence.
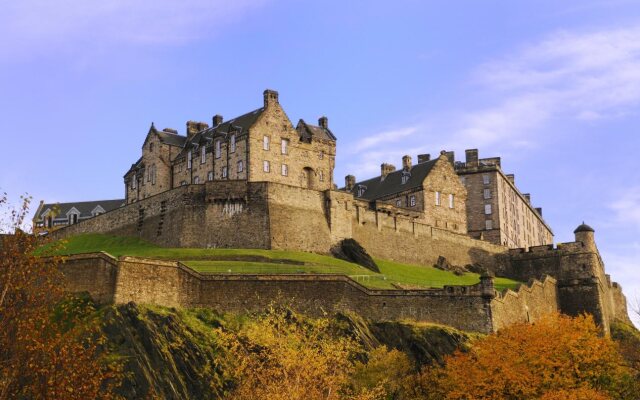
[357,185,367,197]
[230,134,236,153]
[68,214,78,225]
[91,205,106,217]
[401,171,411,184]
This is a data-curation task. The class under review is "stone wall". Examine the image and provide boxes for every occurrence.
[490,276,559,331]
[57,254,566,333]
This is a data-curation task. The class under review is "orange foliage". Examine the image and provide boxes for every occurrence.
[414,313,634,400]
[0,194,121,399]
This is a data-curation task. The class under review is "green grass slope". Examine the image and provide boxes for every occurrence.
[41,233,521,291]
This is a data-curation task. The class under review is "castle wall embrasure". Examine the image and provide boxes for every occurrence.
[58,253,563,333]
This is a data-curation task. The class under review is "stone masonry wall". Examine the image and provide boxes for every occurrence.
[490,276,559,331]
[58,254,564,333]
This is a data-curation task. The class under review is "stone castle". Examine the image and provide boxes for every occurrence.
[46,89,630,334]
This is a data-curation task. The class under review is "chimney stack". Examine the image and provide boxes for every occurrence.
[417,154,431,163]
[535,207,542,216]
[523,193,531,203]
[186,121,209,140]
[380,163,396,179]
[263,89,279,108]
[213,115,223,126]
[402,155,412,171]
[318,116,328,129]
[506,174,515,185]
[345,175,356,191]
[440,150,455,165]
[465,149,479,165]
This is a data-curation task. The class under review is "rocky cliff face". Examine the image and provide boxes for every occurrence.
[100,303,477,399]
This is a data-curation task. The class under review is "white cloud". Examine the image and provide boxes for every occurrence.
[0,0,269,58]
[352,126,420,153]
[610,187,640,228]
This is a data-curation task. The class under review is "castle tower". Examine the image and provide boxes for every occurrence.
[574,222,596,252]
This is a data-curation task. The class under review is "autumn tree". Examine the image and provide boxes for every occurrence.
[413,313,636,400]
[0,193,121,399]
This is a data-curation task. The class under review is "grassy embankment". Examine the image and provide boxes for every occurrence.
[40,233,521,291]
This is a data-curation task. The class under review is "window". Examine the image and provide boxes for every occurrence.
[281,138,289,154]
[263,160,270,172]
[401,175,409,184]
[460,176,466,185]
[222,166,228,178]
[482,174,490,185]
[263,136,270,150]
[449,194,454,208]
[319,170,324,182]
[207,171,213,181]
[187,151,192,169]
[194,176,200,184]
[486,220,493,230]
[201,147,206,164]
[68,214,78,225]
[47,216,52,228]
[483,188,491,199]
[151,165,156,185]
[435,191,441,206]
[485,204,492,215]
[132,177,137,189]
[357,186,366,197]
[215,140,221,158]
[237,160,243,173]
[230,134,236,153]
[180,180,187,186]
[410,195,416,207]
[281,164,288,176]
[319,151,324,159]
[396,199,401,207]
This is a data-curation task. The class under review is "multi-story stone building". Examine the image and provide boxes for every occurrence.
[345,152,468,234]
[124,89,337,204]
[455,149,553,248]
[33,199,125,232]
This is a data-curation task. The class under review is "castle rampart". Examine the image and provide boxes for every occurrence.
[59,253,560,334]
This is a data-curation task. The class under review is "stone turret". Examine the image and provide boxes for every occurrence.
[574,222,596,251]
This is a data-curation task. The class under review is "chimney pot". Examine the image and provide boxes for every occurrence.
[318,116,328,129]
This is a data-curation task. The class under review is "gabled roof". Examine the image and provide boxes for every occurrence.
[347,159,439,200]
[296,119,337,141]
[157,130,187,147]
[36,199,125,220]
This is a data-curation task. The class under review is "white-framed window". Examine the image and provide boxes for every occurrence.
[207,171,213,181]
[263,136,270,150]
[230,134,236,153]
[187,151,192,169]
[132,177,137,189]
[482,174,490,185]
[396,199,401,207]
[194,176,200,184]
[435,191,441,206]
[215,140,221,158]
[401,173,409,184]
[485,220,493,230]
[483,188,491,199]
[448,194,454,208]
[281,164,288,176]
[484,204,492,215]
[410,195,416,207]
[201,146,206,164]
[263,160,270,172]
[222,166,228,178]
[237,160,243,173]
[281,138,289,154]
[357,186,366,197]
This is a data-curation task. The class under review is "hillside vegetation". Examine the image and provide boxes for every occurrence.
[40,233,521,290]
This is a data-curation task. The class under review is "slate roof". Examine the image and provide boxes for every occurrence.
[296,120,337,141]
[37,199,125,220]
[574,222,595,233]
[156,130,187,147]
[348,159,439,201]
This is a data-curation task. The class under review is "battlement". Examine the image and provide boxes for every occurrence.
[507,241,586,256]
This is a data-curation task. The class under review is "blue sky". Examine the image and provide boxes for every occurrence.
[1,0,639,324]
